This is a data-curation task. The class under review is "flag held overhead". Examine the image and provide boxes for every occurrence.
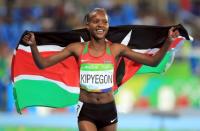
[12,24,190,113]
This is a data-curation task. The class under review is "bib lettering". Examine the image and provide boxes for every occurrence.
[80,63,114,91]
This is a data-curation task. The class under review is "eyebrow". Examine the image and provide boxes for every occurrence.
[89,13,108,21]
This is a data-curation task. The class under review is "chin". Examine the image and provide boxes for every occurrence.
[95,36,106,40]
[93,34,106,40]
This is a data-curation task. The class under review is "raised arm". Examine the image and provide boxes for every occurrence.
[22,33,82,69]
[113,27,179,67]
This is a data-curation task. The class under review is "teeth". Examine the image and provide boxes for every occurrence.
[97,29,103,33]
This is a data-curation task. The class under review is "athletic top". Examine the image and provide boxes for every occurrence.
[79,41,115,93]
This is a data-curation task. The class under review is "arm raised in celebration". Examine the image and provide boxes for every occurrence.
[113,27,180,66]
[22,33,82,69]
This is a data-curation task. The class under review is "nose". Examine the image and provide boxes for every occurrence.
[97,21,104,27]
[98,21,107,29]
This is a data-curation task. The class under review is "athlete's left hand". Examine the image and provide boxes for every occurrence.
[168,27,180,42]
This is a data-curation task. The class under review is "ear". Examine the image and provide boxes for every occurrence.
[85,23,89,30]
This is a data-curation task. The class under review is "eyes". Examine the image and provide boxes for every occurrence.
[90,19,108,25]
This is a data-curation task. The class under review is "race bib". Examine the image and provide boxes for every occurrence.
[80,63,114,91]
[76,101,83,117]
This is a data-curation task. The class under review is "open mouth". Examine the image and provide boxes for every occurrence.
[96,29,104,34]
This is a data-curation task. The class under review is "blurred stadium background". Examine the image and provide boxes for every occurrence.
[0,0,200,130]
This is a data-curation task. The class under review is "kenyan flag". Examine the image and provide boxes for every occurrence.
[11,24,190,113]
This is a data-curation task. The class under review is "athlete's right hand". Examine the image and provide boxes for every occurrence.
[22,33,36,46]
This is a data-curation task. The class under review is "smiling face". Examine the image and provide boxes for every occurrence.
[86,9,109,40]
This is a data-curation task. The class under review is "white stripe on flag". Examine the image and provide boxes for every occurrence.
[18,44,64,52]
[133,48,159,54]
[121,30,132,46]
[80,37,85,42]
[18,43,160,54]
[14,75,80,94]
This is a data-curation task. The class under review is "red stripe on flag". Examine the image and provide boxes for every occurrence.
[13,49,79,87]
[11,54,16,82]
[169,37,184,49]
[121,57,142,84]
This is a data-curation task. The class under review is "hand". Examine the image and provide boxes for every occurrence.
[22,33,36,46]
[168,27,180,42]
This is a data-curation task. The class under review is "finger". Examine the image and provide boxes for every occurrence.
[28,32,34,36]
[174,30,180,36]
[170,30,179,38]
[23,37,29,42]
[23,35,30,41]
[23,35,29,40]
[29,33,35,40]
[169,27,175,35]
[24,32,32,38]
[169,27,175,31]
[24,35,30,39]
[23,35,33,44]
[168,27,178,42]
[23,35,30,42]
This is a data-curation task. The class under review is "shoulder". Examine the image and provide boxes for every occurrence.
[68,42,84,48]
[110,42,127,50]
[109,43,124,57]
[65,42,84,51]
[65,42,85,57]
[110,42,132,57]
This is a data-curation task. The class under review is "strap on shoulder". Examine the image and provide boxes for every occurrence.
[82,42,88,54]
[106,43,111,55]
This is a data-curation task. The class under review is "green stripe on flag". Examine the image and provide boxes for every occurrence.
[136,51,173,74]
[14,80,79,113]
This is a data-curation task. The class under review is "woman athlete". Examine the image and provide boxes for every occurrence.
[23,8,179,131]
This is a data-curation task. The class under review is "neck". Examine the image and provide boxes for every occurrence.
[90,37,106,48]
[91,37,105,43]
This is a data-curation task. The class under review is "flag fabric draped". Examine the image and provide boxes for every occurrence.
[11,24,190,113]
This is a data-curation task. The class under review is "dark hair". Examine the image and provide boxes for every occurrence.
[83,8,108,25]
